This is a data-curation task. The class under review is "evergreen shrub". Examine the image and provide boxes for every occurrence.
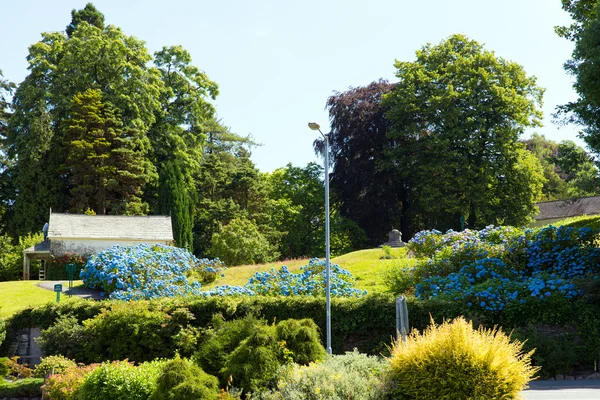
[150,355,220,400]
[388,317,537,400]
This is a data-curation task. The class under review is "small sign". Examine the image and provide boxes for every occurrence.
[54,284,63,292]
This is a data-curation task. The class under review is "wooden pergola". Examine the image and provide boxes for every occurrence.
[22,240,52,280]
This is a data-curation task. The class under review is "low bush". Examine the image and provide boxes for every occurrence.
[150,355,220,400]
[33,355,77,378]
[76,360,165,400]
[263,350,387,400]
[42,364,98,400]
[0,378,44,398]
[36,315,87,360]
[388,317,537,400]
[1,356,33,379]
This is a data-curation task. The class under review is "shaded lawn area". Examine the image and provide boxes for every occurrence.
[0,280,82,319]
[203,247,417,294]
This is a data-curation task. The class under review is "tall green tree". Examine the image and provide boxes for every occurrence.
[66,2,105,37]
[158,161,193,251]
[384,34,545,231]
[6,6,162,234]
[557,0,600,155]
[554,140,599,196]
[64,89,149,214]
[522,133,569,200]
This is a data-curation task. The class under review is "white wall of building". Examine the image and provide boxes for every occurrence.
[50,238,172,257]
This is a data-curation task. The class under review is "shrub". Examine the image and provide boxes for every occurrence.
[0,378,44,398]
[210,217,278,266]
[194,315,267,384]
[263,350,387,400]
[245,259,366,297]
[0,232,44,281]
[1,356,33,379]
[221,324,284,393]
[42,364,98,400]
[275,319,326,365]
[36,315,87,360]
[380,245,394,260]
[33,355,77,378]
[388,317,537,400]
[150,355,220,400]
[81,302,175,363]
[76,360,165,400]
[0,358,8,377]
[80,244,212,300]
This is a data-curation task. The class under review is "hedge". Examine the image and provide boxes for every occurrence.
[0,378,44,397]
[2,294,599,375]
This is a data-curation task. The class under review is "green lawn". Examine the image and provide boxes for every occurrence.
[0,281,81,319]
[205,246,416,294]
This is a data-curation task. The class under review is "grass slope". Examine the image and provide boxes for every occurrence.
[205,246,416,293]
[0,281,80,319]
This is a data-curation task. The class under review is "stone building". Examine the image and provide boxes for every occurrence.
[22,211,173,280]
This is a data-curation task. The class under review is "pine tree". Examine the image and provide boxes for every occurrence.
[64,89,149,214]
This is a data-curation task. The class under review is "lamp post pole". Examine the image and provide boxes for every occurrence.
[308,122,332,355]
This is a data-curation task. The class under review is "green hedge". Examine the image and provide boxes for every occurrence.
[0,378,44,397]
[2,294,599,375]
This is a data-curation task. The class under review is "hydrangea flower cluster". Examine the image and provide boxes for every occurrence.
[408,225,600,311]
[80,244,223,300]
[243,258,366,297]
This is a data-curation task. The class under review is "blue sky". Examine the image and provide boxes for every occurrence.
[0,0,582,171]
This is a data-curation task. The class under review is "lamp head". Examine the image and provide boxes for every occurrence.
[308,122,321,131]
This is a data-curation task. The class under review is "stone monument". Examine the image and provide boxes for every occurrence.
[381,229,405,247]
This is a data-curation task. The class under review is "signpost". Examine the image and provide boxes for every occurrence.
[54,284,63,303]
[396,296,409,343]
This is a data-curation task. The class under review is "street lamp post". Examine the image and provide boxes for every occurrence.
[308,122,332,355]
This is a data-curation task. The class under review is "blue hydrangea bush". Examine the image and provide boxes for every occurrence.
[80,244,224,300]
[204,258,366,298]
[403,225,600,312]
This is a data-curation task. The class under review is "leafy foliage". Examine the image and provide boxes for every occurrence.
[210,217,278,266]
[33,355,77,378]
[384,34,545,232]
[35,315,86,361]
[0,232,44,281]
[0,378,44,398]
[76,360,165,400]
[388,317,537,400]
[275,319,327,365]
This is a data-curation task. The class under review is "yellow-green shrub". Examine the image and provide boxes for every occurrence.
[387,317,538,400]
[33,355,76,378]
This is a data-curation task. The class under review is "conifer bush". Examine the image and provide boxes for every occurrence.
[275,318,326,365]
[150,355,220,400]
[387,317,537,400]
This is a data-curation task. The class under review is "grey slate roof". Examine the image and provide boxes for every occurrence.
[23,240,51,254]
[47,214,174,241]
[534,196,600,221]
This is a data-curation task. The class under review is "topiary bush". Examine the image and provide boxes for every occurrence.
[263,350,387,400]
[388,317,537,400]
[80,244,223,300]
[76,360,165,400]
[149,355,220,400]
[33,355,77,378]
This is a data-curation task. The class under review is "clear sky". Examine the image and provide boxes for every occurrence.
[0,0,583,172]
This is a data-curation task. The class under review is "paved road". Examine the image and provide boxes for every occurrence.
[522,379,600,400]
[37,280,103,300]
